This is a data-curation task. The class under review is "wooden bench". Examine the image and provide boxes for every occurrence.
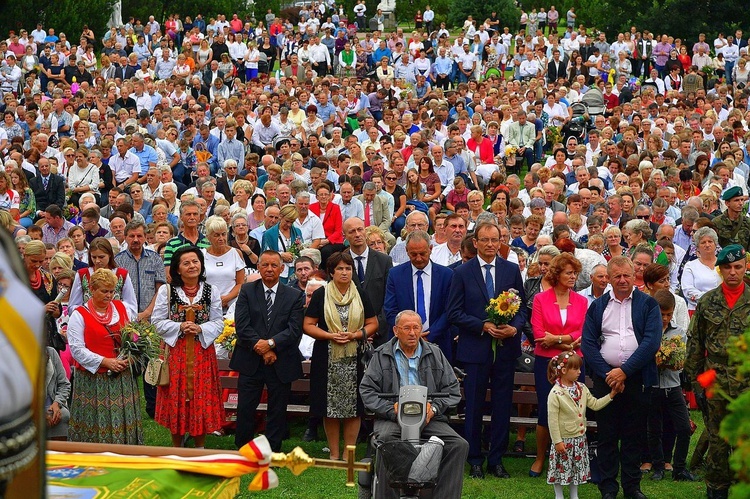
[449,372,598,430]
[217,359,312,423]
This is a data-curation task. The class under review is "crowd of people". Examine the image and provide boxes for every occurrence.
[4,3,750,499]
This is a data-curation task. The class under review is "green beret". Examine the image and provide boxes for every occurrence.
[717,244,746,265]
[721,185,743,201]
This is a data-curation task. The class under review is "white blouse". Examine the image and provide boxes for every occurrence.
[151,283,224,349]
[681,259,721,310]
[68,304,127,374]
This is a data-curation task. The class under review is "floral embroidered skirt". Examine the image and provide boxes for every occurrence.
[547,435,591,485]
[156,337,223,436]
[70,369,143,445]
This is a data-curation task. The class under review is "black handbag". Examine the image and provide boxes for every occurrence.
[516,352,535,373]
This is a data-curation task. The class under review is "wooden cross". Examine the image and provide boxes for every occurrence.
[272,445,371,487]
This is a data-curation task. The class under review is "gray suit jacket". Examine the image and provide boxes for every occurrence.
[357,194,390,233]
[349,248,393,347]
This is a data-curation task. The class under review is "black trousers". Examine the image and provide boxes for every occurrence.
[234,365,292,452]
[435,74,450,90]
[647,386,692,473]
[592,373,647,496]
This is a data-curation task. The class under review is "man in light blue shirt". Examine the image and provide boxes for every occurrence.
[335,182,364,221]
[129,133,158,179]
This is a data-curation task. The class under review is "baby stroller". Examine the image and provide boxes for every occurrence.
[561,118,588,147]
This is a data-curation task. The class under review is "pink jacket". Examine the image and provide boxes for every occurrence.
[531,288,588,358]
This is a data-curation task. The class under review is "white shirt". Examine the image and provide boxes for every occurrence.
[600,290,639,367]
[294,212,326,244]
[263,282,280,308]
[151,283,224,349]
[350,246,370,280]
[477,255,495,292]
[412,263,432,331]
[430,242,462,266]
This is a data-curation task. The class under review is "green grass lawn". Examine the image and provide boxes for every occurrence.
[142,405,708,498]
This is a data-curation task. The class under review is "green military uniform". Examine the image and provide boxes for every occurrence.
[713,186,750,251]
[685,245,750,497]
[712,212,750,250]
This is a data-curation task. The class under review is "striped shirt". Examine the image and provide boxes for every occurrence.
[163,233,210,267]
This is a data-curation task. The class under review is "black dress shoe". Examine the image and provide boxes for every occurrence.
[469,464,484,479]
[489,464,510,478]
[302,428,318,442]
[672,469,698,481]
[601,493,617,499]
[650,469,664,481]
[625,490,648,499]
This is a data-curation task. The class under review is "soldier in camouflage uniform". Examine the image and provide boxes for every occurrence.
[685,244,750,499]
[712,186,750,250]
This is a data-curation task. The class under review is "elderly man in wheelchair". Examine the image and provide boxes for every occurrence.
[359,310,468,499]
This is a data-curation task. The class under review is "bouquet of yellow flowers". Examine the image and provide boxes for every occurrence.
[655,335,686,371]
[486,290,521,325]
[114,321,160,376]
[216,318,237,355]
[486,289,521,358]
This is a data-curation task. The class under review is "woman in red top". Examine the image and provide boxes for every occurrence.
[68,268,142,444]
[529,253,587,477]
[466,125,495,164]
[310,183,344,245]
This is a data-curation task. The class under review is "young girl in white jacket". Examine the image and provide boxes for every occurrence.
[547,352,618,499]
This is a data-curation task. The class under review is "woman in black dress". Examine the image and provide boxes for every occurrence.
[303,252,378,460]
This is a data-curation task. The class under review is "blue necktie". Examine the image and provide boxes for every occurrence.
[356,256,365,283]
[416,270,427,325]
[484,264,494,298]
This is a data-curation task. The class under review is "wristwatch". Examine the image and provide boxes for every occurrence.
[558,336,563,344]
[431,405,438,417]
[268,339,276,349]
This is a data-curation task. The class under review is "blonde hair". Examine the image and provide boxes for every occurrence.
[24,240,46,256]
[49,252,73,272]
[89,268,118,290]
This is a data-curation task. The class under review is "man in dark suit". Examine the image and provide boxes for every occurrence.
[344,217,392,347]
[384,230,454,361]
[447,221,526,479]
[582,256,661,499]
[232,250,305,452]
[547,49,567,83]
[189,75,210,100]
[29,156,65,215]
[202,60,225,88]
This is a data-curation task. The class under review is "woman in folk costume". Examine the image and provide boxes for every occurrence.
[68,237,137,319]
[151,246,224,448]
[68,268,142,444]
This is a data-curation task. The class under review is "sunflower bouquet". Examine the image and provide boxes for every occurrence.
[655,335,686,371]
[114,321,161,376]
[216,318,237,356]
[486,289,521,358]
[486,290,521,326]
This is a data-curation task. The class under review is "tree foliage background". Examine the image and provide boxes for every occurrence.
[447,0,520,31]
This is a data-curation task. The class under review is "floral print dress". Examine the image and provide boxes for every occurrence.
[547,381,592,486]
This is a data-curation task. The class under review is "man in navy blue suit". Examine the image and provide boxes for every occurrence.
[447,221,526,479]
[383,230,454,362]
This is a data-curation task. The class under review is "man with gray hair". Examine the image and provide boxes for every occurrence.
[674,206,700,251]
[384,230,456,360]
[389,210,430,265]
[360,309,468,499]
[357,182,396,247]
[579,263,611,305]
[294,191,325,249]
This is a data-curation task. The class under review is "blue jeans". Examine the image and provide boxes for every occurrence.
[725,60,735,85]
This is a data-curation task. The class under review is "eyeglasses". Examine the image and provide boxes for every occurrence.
[225,166,237,170]
[385,176,396,180]
[476,238,500,244]
[637,215,651,219]
[406,223,428,229]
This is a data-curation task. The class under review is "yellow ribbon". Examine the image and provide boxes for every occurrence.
[0,296,42,405]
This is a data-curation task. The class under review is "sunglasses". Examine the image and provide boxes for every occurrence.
[637,215,650,220]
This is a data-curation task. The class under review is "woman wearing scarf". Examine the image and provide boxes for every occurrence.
[303,252,378,460]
